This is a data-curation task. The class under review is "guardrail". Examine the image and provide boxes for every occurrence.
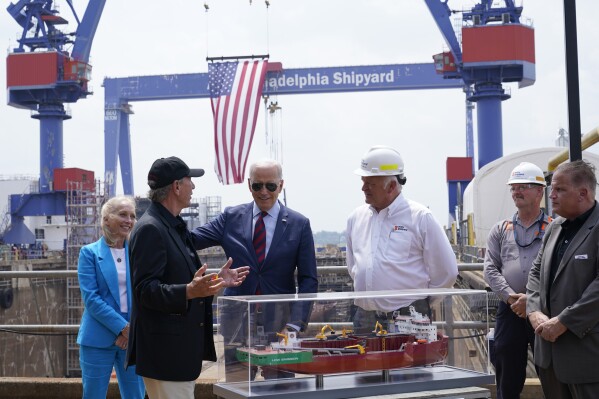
[0,263,485,278]
[0,264,489,335]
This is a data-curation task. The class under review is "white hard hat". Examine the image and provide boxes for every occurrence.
[507,162,547,186]
[354,145,404,177]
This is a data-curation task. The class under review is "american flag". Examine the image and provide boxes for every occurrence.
[208,60,268,184]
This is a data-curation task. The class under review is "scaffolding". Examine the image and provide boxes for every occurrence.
[204,196,221,222]
[65,180,105,377]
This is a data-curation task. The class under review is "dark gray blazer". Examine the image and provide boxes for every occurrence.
[527,203,599,384]
[125,202,215,381]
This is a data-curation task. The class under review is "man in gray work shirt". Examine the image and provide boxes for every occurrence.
[484,162,551,399]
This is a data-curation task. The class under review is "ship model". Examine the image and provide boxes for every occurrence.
[236,306,449,375]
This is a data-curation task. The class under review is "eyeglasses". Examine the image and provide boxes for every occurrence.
[510,184,539,192]
[251,182,280,192]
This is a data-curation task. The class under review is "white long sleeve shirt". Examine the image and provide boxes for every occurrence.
[346,193,458,312]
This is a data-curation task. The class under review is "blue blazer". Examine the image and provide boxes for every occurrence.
[77,237,131,348]
[191,201,318,326]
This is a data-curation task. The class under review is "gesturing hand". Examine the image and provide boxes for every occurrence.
[186,264,224,299]
[219,257,250,288]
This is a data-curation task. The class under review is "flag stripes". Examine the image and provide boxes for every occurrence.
[209,60,268,184]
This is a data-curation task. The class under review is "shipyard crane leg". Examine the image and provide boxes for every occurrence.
[104,104,134,196]
[32,104,71,193]
[469,82,510,170]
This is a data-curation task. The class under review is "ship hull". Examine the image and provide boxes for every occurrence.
[237,334,449,375]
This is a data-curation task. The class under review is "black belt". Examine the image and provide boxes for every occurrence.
[374,298,431,319]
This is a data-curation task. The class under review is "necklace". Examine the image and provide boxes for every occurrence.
[110,247,125,264]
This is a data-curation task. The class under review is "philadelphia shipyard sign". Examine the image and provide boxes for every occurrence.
[262,63,461,95]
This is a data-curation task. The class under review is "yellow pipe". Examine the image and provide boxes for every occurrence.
[548,127,599,172]
[451,222,457,245]
[467,213,475,246]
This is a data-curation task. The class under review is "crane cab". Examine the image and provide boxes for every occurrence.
[433,52,457,74]
[63,59,92,83]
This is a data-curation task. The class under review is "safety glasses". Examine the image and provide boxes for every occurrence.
[251,182,279,192]
[509,184,539,192]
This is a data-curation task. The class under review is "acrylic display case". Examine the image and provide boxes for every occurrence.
[213,288,494,399]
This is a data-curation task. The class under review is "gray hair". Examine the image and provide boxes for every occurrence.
[101,196,136,246]
[249,159,283,180]
[556,159,597,197]
[148,178,184,202]
[382,175,397,189]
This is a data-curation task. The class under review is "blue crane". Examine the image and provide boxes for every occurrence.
[4,0,534,243]
[425,0,534,168]
[4,0,105,244]
[424,0,535,218]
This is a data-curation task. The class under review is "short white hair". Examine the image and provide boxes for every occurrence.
[249,159,283,180]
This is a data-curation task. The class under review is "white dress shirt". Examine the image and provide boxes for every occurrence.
[346,193,458,312]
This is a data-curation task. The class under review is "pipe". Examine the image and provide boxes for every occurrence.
[547,126,599,172]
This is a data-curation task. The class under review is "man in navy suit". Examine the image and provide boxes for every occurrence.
[191,159,318,380]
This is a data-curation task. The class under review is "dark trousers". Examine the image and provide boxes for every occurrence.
[492,301,536,399]
[538,363,599,399]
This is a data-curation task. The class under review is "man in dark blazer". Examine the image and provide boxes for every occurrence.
[527,160,599,399]
[191,159,318,380]
[126,156,248,399]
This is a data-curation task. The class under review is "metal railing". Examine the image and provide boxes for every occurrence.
[0,264,489,334]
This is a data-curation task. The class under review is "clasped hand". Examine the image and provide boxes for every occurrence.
[528,311,567,343]
[186,258,250,299]
[508,293,527,318]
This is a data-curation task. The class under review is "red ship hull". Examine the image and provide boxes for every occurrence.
[261,334,449,375]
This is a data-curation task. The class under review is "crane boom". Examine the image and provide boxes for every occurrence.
[71,0,106,62]
[423,0,462,66]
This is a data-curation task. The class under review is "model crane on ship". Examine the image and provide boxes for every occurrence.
[4,0,105,243]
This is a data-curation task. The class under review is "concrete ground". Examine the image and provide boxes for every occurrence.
[0,375,545,399]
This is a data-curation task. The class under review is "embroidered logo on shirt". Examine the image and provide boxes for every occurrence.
[392,225,408,232]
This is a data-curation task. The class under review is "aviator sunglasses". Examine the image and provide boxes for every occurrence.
[251,182,280,192]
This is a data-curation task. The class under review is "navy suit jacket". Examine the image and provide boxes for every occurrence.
[191,201,318,327]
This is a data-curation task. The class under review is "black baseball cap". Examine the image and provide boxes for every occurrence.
[147,156,204,189]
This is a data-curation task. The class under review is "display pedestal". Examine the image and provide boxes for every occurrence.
[214,366,494,399]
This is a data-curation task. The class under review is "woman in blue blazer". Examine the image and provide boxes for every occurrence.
[77,196,145,399]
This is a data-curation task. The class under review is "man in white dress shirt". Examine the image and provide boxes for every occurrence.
[346,145,458,332]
